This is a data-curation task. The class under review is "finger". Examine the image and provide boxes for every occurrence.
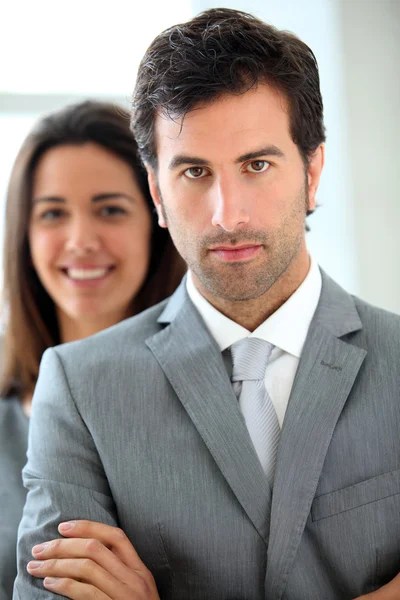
[27,558,142,599]
[44,576,111,600]
[57,521,145,570]
[32,537,137,585]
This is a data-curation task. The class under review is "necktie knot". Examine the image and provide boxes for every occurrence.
[231,337,274,382]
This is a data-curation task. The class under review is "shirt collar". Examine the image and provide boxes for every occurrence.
[186,256,322,358]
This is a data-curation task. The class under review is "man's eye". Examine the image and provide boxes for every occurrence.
[184,167,207,179]
[245,160,270,173]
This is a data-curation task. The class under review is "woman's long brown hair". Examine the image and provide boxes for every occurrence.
[0,101,186,398]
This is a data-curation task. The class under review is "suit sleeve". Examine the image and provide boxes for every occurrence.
[13,347,118,599]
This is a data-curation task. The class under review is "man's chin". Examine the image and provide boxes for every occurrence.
[197,276,271,303]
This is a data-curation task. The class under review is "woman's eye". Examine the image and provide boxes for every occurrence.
[100,206,127,217]
[39,209,64,221]
[184,167,207,179]
[246,160,270,173]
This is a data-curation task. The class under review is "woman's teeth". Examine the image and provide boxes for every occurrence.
[66,268,109,280]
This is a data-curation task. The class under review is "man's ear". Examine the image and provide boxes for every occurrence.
[307,144,325,211]
[147,167,167,228]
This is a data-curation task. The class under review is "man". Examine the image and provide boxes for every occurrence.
[14,8,400,600]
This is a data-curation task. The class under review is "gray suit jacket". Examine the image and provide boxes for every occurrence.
[14,271,400,599]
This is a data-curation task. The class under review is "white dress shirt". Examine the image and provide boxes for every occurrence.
[186,257,322,427]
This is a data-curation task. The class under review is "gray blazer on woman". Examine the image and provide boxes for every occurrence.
[0,397,28,600]
[14,271,400,599]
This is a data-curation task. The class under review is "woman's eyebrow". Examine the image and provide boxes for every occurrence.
[32,196,65,205]
[92,193,136,203]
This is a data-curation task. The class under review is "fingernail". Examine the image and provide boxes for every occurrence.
[27,561,43,570]
[44,578,59,586]
[32,543,48,556]
[59,521,75,531]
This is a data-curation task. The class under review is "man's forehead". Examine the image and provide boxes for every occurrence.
[154,104,217,137]
[153,85,290,153]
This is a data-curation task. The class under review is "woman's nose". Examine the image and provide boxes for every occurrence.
[64,218,101,255]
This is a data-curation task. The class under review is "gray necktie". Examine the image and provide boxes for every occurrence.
[231,337,280,483]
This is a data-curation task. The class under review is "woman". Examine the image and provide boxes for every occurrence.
[0,100,185,599]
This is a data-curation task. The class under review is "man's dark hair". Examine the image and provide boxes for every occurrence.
[132,7,326,170]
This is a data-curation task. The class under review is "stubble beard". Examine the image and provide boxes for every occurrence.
[193,229,304,302]
[159,186,309,303]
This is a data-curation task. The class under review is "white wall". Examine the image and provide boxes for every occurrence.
[1,0,192,96]
[340,0,400,314]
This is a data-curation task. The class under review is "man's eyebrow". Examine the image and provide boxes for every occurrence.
[236,145,285,163]
[169,155,211,170]
[168,146,285,171]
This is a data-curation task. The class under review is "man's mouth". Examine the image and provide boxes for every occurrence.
[209,244,262,262]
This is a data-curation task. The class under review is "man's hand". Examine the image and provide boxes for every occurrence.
[356,572,400,600]
[27,520,160,600]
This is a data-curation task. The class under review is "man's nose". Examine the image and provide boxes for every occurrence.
[211,177,250,232]
[64,217,101,255]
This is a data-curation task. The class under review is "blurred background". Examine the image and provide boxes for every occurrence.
[1,0,399,313]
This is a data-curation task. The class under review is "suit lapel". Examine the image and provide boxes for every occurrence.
[147,283,272,543]
[265,272,367,600]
